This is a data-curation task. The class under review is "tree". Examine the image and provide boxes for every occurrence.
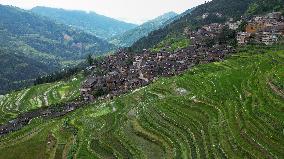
[217,26,237,46]
[237,21,248,32]
[86,54,93,66]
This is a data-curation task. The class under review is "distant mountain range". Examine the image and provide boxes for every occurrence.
[31,6,138,40]
[31,7,181,47]
[0,5,114,94]
[110,12,178,47]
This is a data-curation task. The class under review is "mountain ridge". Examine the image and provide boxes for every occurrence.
[110,11,178,47]
[0,4,114,94]
[31,6,138,39]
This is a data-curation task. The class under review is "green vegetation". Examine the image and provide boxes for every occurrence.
[0,5,114,94]
[110,12,178,47]
[130,0,254,51]
[34,63,87,85]
[151,34,190,52]
[0,74,84,124]
[31,6,137,40]
[130,0,283,52]
[1,45,283,158]
[246,0,284,16]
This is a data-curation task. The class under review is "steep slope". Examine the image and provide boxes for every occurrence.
[246,0,284,15]
[110,12,178,47]
[0,45,283,158]
[31,6,137,39]
[130,0,255,51]
[0,74,84,124]
[0,5,114,94]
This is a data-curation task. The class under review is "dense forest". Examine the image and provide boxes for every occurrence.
[0,47,60,94]
[246,0,284,15]
[0,5,114,94]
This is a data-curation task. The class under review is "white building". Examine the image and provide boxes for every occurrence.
[237,32,251,44]
[256,32,280,45]
[202,13,209,19]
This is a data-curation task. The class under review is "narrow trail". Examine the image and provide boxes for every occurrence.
[268,81,284,99]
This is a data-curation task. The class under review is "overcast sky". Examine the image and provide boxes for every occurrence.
[0,0,207,24]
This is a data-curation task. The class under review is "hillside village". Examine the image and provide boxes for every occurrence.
[80,12,284,101]
[3,12,281,135]
[237,12,284,45]
[0,0,284,158]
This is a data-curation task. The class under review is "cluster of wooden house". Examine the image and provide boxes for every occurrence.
[0,102,83,136]
[80,40,234,101]
[80,12,284,101]
[184,22,225,46]
[237,12,284,45]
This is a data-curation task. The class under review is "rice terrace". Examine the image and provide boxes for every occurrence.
[0,45,283,158]
[0,0,284,159]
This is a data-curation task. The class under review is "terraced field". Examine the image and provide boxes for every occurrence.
[0,74,84,124]
[0,46,283,159]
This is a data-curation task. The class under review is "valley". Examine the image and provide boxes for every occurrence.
[0,0,284,158]
[31,6,138,40]
[0,5,114,94]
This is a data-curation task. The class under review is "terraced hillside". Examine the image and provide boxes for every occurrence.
[0,74,84,125]
[0,46,283,159]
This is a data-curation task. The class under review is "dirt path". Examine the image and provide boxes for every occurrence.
[268,81,284,99]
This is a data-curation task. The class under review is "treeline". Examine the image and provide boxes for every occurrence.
[33,53,104,85]
[34,63,88,85]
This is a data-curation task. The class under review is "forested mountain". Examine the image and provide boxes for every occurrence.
[110,12,178,47]
[130,0,256,51]
[246,0,284,15]
[0,5,114,94]
[31,6,137,39]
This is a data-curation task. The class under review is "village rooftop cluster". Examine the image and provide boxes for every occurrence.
[237,12,284,45]
[1,12,284,137]
[80,12,284,101]
[80,32,235,101]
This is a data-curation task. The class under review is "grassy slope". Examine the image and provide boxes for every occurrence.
[0,74,84,124]
[150,34,191,52]
[0,46,283,159]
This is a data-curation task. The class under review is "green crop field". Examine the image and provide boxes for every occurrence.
[0,45,283,159]
[0,74,84,124]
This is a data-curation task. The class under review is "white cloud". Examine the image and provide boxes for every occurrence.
[0,0,207,24]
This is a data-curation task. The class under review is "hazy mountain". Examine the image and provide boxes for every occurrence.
[110,12,178,47]
[0,5,114,94]
[31,6,138,40]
